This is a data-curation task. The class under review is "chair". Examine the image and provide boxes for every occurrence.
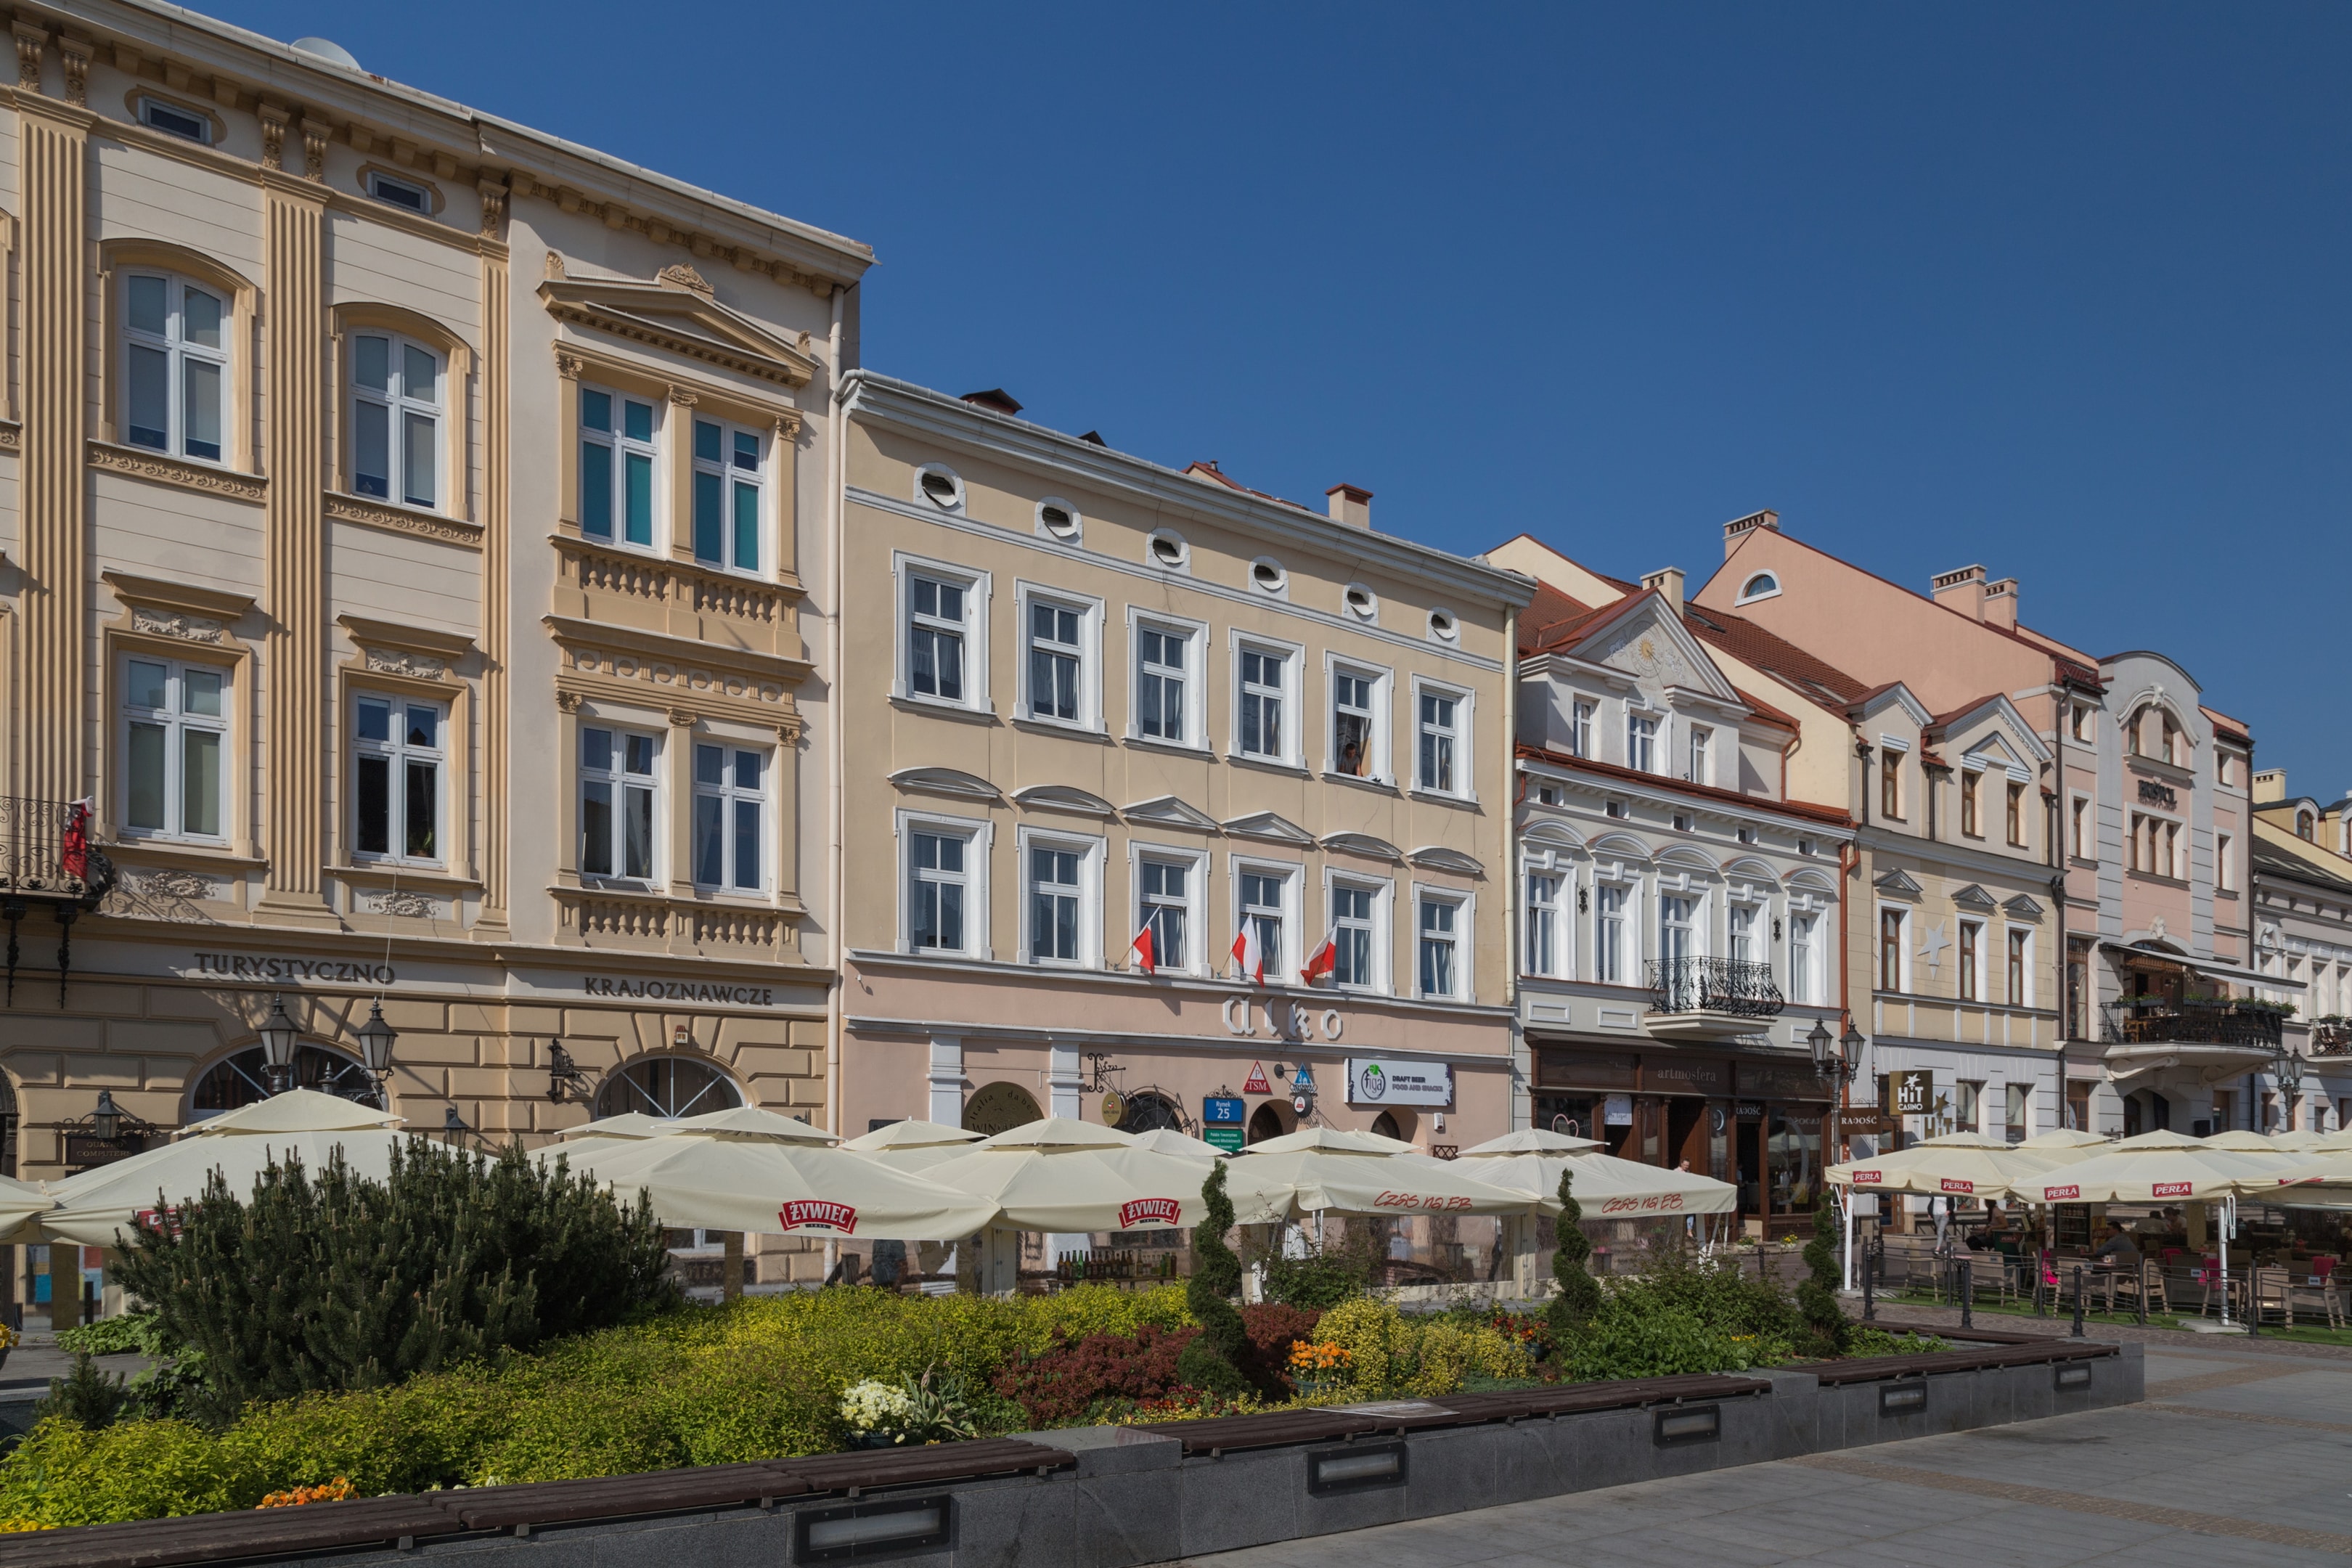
[2292,1257,2342,1328]
[2113,1258,2170,1318]
[2249,1266,2293,1328]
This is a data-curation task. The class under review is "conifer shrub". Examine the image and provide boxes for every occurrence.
[110,1139,672,1415]
[1545,1168,1601,1346]
[1797,1202,1850,1355]
[1174,1164,1249,1397]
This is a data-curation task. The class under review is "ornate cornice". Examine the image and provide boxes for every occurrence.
[324,491,485,549]
[547,615,807,740]
[89,441,266,502]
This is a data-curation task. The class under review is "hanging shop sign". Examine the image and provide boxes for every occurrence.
[1892,1069,1935,1116]
[1202,1094,1246,1153]
[1346,1057,1453,1108]
[1242,1062,1273,1095]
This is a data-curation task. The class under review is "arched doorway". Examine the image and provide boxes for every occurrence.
[190,1042,383,1121]
[1246,1101,1289,1145]
[594,1055,743,1119]
[1369,1110,1404,1142]
[1114,1089,1185,1135]
[962,1081,1042,1137]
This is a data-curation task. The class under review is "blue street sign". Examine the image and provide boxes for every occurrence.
[1203,1095,1246,1125]
[1291,1064,1316,1092]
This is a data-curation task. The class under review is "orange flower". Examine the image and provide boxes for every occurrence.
[257,1478,356,1509]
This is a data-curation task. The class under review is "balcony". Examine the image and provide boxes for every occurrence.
[2310,1021,2352,1059]
[2099,999,2282,1082]
[1644,956,1784,1044]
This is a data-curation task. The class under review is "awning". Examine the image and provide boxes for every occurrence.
[2096,939,2305,992]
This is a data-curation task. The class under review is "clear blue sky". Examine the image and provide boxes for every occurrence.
[219,3,2348,792]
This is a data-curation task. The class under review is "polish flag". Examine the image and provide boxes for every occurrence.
[1131,924,1157,976]
[1230,924,1265,985]
[1302,929,1339,986]
[60,797,92,881]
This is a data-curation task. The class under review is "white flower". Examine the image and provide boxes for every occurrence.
[838,1379,917,1435]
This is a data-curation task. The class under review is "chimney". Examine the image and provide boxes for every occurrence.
[1980,576,2018,632]
[1931,564,1987,620]
[2253,769,2287,805]
[1641,566,1685,616]
[958,388,1023,416]
[1326,483,1372,528]
[1721,509,1779,559]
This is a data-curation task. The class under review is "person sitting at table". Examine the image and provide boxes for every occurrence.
[2091,1220,2141,1267]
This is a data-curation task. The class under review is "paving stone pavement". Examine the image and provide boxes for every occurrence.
[1174,1345,2352,1568]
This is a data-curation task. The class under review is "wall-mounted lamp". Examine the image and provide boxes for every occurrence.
[258,993,299,1094]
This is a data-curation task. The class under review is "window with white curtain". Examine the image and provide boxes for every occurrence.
[1789,912,1818,1005]
[1418,894,1463,1000]
[1596,883,1629,983]
[909,828,973,954]
[1628,711,1657,772]
[124,271,228,464]
[350,333,443,509]
[1333,881,1380,989]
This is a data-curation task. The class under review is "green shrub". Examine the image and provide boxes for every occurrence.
[1310,1299,1530,1397]
[0,1418,264,1527]
[1559,1273,1787,1381]
[1545,1169,1601,1344]
[1796,1204,1850,1355]
[54,1314,163,1358]
[111,1139,673,1416]
[36,1355,129,1431]
[1175,1164,1249,1398]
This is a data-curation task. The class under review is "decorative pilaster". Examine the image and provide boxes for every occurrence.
[475,190,512,935]
[17,91,88,805]
[258,178,333,923]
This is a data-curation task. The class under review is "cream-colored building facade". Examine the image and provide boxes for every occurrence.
[0,1,869,1286]
[835,375,1530,1179]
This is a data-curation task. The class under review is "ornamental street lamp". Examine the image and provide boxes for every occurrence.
[1810,1020,1863,1084]
[354,1001,398,1089]
[92,1088,120,1142]
[2278,1048,2306,1095]
[258,993,299,1095]
[1807,1018,1836,1079]
[1840,1024,1866,1081]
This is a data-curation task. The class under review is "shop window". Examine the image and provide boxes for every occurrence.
[594,1056,743,1119]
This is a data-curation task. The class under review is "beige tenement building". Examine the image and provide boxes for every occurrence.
[833,375,1530,1212]
[0,1,870,1297]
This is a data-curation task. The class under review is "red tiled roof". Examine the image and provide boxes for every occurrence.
[1518,582,1605,653]
[2200,705,2252,743]
[1183,460,1313,514]
[1673,600,1872,710]
[1731,686,1801,732]
[1516,744,1854,828]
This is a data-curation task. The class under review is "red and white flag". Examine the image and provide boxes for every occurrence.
[1230,923,1265,985]
[1302,928,1339,986]
[1131,923,1157,975]
[60,797,91,881]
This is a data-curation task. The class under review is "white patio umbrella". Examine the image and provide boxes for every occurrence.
[43,1090,409,1246]
[0,1175,56,1246]
[1826,1132,2062,1202]
[1221,1134,1546,1225]
[1455,1130,1738,1217]
[1130,1127,1230,1159]
[542,1113,680,1162]
[2017,1128,2112,1162]
[666,1105,838,1144]
[919,1118,1214,1232]
[550,1124,997,1240]
[840,1121,986,1170]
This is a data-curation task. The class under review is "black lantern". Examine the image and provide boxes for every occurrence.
[1839,1023,1866,1080]
[354,1001,397,1084]
[1807,1018,1837,1079]
[258,993,299,1094]
[92,1088,121,1143]
[2279,1049,2306,1095]
[442,1105,470,1143]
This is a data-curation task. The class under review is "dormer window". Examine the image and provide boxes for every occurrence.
[2299,811,2316,841]
[1736,571,1781,605]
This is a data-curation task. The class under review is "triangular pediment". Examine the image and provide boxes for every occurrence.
[1951,883,1999,912]
[2002,894,2046,922]
[1873,867,1924,898]
[1224,811,1316,846]
[1569,600,1740,706]
[1122,795,1219,832]
[541,269,818,388]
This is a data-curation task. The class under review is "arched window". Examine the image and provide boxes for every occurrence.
[2299,812,2316,841]
[593,1055,743,1119]
[1736,572,1781,604]
[1246,1101,1289,1145]
[348,332,446,510]
[191,1043,382,1121]
[960,1081,1042,1137]
[1114,1089,1185,1135]
[123,270,230,464]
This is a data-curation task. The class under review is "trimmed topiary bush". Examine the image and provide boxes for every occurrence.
[1797,1202,1850,1356]
[1545,1167,1601,1345]
[1175,1164,1249,1398]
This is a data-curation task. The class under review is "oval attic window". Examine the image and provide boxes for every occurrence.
[1343,584,1378,621]
[1427,608,1458,642]
[1250,558,1286,594]
[1037,502,1078,540]
[918,469,960,507]
[1148,531,1188,569]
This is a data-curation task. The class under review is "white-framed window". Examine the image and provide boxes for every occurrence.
[1248,557,1289,597]
[1571,699,1595,759]
[1788,910,1819,1005]
[365,170,434,213]
[1342,583,1379,623]
[1728,903,1757,965]
[1330,877,1385,991]
[1131,615,1203,747]
[1329,661,1387,780]
[1018,586,1100,729]
[2070,794,2091,859]
[579,724,660,882]
[349,332,444,510]
[691,417,765,573]
[1954,1079,1983,1132]
[579,385,658,548]
[2217,832,2234,892]
[1135,848,1201,974]
[1236,642,1291,761]
[136,94,212,143]
[1416,683,1466,795]
[123,271,229,464]
[352,693,444,866]
[1525,870,1563,976]
[1958,919,1984,1002]
[1595,881,1632,984]
[121,656,227,843]
[906,820,981,955]
[1736,571,1781,605]
[897,557,989,711]
[1877,905,1908,992]
[1024,834,1095,967]
[2006,927,2032,1008]
[1687,726,1711,786]
[692,741,767,893]
[1627,709,1657,773]
[1234,861,1296,981]
[1659,893,1698,966]
[1146,528,1189,571]
[1417,891,1466,1000]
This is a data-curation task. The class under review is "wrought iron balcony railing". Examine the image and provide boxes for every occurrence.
[2099,1000,2282,1051]
[1647,955,1785,1020]
[0,795,118,1008]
